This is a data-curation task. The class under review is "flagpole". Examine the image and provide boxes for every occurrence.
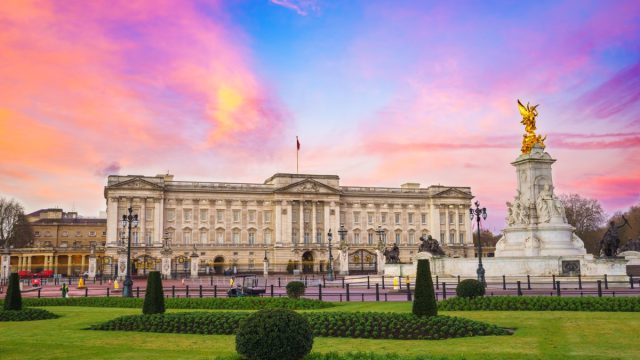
[296,136,299,174]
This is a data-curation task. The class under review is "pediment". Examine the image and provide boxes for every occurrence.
[275,179,340,194]
[108,177,163,190]
[433,188,473,199]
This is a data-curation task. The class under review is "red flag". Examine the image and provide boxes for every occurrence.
[296,136,300,150]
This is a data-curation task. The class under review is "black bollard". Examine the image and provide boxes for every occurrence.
[457,275,461,284]
[210,276,213,286]
[318,284,322,301]
[382,275,385,289]
[442,282,447,300]
[578,274,582,290]
[199,285,203,298]
[85,287,89,297]
[172,285,175,298]
[527,275,531,290]
[214,285,217,298]
[597,280,602,297]
[346,283,350,302]
[107,287,110,297]
[517,281,522,296]
[38,288,41,298]
[630,275,635,289]
[367,276,370,289]
[407,282,412,301]
[436,275,439,289]
[399,276,403,290]
[552,274,556,289]
[502,275,506,290]
[342,277,345,289]
[375,283,380,302]
[556,281,561,297]
[186,285,189,298]
[278,277,281,287]
[323,276,326,288]
[604,274,609,289]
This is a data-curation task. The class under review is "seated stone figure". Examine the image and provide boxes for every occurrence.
[383,244,400,264]
[418,235,445,256]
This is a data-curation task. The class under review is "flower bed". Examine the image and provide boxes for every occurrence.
[438,296,640,312]
[89,311,510,340]
[6,297,333,310]
[0,308,60,322]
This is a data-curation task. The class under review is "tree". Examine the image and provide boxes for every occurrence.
[142,271,165,314]
[609,204,640,248]
[4,273,22,311]
[412,259,437,317]
[473,229,501,248]
[0,198,32,249]
[559,194,606,253]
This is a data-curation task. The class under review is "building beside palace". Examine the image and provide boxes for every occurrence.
[103,173,475,276]
[7,208,107,276]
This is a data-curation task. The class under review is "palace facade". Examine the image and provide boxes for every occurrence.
[104,173,475,276]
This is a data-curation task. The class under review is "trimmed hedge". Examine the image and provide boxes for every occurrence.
[236,309,313,360]
[455,279,485,299]
[89,311,510,340]
[439,296,640,312]
[4,273,22,311]
[143,272,165,315]
[412,259,437,317]
[5,297,333,310]
[286,281,306,299]
[214,353,456,360]
[0,308,59,322]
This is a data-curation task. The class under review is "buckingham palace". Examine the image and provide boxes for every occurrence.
[103,172,474,277]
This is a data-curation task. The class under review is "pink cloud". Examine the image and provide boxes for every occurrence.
[270,0,319,16]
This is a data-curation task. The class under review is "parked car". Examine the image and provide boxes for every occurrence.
[34,270,54,278]
[18,270,33,278]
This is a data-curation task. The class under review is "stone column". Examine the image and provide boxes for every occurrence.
[161,249,173,279]
[299,201,304,244]
[27,255,32,272]
[155,198,164,245]
[140,198,146,246]
[1,249,10,280]
[88,254,97,278]
[107,197,119,245]
[67,256,72,276]
[80,255,86,273]
[275,201,282,245]
[190,252,199,278]
[312,202,317,243]
[53,255,58,275]
[117,250,128,280]
[286,201,292,244]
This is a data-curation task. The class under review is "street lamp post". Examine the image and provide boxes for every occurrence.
[327,229,334,281]
[120,207,138,297]
[469,201,487,286]
[375,225,386,273]
[338,225,348,276]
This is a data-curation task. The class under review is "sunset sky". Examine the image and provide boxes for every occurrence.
[1,0,639,231]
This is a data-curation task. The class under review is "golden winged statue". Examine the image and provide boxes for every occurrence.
[517,99,546,154]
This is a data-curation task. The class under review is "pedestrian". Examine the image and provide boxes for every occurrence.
[61,282,69,298]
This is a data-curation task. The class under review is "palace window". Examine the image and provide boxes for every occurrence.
[292,229,299,244]
[145,208,153,221]
[316,231,322,244]
[248,231,255,245]
[216,230,224,245]
[440,211,446,225]
[381,213,387,224]
[167,209,176,221]
[102,231,106,236]
[146,231,153,245]
[367,212,374,225]
[216,210,224,223]
[459,232,465,244]
[183,231,191,245]
[62,231,69,237]
[440,232,445,243]
[133,231,139,244]
[409,231,415,245]
[353,211,360,224]
[304,209,310,223]
[264,211,272,224]
[421,213,428,225]
[248,259,255,270]
[34,231,40,237]
[89,231,96,237]
[303,232,310,244]
[449,231,455,244]
[264,230,271,245]
[200,231,207,244]
[449,212,455,225]
[248,210,256,223]
[368,232,374,245]
[340,211,346,225]
[458,213,464,225]
[183,209,193,222]
[200,209,208,222]
[232,230,240,245]
[75,231,81,237]
[353,231,360,245]
[395,231,401,245]
[408,213,414,225]
[60,241,68,248]
[45,231,51,237]
[394,213,401,225]
[233,210,240,223]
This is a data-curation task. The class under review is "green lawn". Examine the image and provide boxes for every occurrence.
[1,303,638,359]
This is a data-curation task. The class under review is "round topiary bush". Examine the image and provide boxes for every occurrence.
[456,279,485,298]
[286,281,305,299]
[235,308,313,360]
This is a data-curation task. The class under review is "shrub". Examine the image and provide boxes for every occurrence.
[412,259,437,317]
[439,296,640,312]
[235,309,313,360]
[0,308,59,321]
[6,296,333,310]
[4,273,22,311]
[286,281,305,299]
[90,311,510,340]
[143,271,165,315]
[456,279,485,299]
